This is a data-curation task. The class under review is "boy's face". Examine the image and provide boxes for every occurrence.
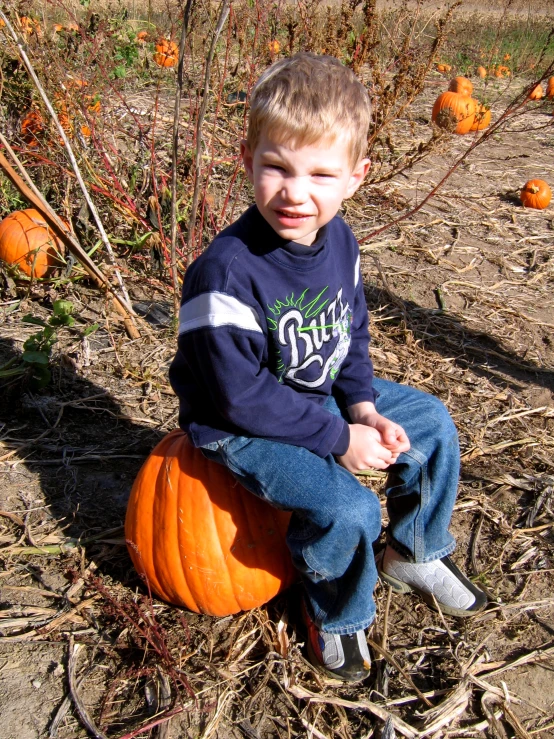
[241,132,370,246]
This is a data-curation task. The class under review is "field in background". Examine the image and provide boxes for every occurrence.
[0,2,553,738]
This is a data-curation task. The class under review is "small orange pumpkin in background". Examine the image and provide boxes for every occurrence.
[477,66,487,79]
[494,65,510,78]
[125,430,296,616]
[528,84,543,101]
[448,76,473,96]
[153,38,178,68]
[85,95,101,114]
[432,92,476,135]
[268,39,280,55]
[136,30,148,42]
[21,108,44,145]
[436,63,452,73]
[18,16,41,36]
[66,77,88,90]
[520,179,552,210]
[470,102,491,131]
[0,209,65,278]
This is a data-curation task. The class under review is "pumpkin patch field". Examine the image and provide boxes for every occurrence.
[0,1,554,737]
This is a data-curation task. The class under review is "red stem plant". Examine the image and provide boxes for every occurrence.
[0,0,553,304]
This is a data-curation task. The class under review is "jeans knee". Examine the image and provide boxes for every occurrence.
[424,394,457,438]
[332,490,381,541]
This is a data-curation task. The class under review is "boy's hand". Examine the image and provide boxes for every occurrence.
[337,401,411,473]
[338,424,399,472]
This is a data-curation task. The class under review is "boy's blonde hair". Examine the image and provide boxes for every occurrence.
[246,52,371,167]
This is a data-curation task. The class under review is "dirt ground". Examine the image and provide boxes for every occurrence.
[0,76,553,738]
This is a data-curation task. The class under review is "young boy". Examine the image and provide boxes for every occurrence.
[169,52,486,682]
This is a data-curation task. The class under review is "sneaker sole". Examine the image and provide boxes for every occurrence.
[379,568,487,618]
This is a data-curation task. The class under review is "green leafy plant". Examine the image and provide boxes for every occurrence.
[0,300,98,388]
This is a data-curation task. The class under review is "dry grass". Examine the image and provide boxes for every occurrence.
[0,1,553,737]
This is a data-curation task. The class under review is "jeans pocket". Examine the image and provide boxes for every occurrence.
[200,440,222,452]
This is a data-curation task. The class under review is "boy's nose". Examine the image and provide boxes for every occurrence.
[280,177,308,204]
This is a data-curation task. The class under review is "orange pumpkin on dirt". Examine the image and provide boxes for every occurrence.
[477,66,487,79]
[520,180,552,210]
[125,430,296,616]
[432,92,476,135]
[136,30,148,42]
[528,84,543,101]
[470,102,491,131]
[0,209,65,278]
[153,38,178,68]
[436,63,452,73]
[448,76,473,96]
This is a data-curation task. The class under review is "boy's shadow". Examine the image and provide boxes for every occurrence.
[365,284,554,396]
[0,335,288,589]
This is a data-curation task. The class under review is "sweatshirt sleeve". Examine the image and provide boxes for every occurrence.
[172,256,349,458]
[332,251,378,408]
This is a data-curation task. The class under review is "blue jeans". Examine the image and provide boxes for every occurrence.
[200,378,458,634]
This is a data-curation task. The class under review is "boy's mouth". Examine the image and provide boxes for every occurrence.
[274,209,312,221]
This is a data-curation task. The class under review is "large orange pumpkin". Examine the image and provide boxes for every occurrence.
[125,430,296,616]
[432,92,476,134]
[0,209,65,278]
[520,179,551,210]
[153,38,178,68]
[470,102,491,131]
[448,76,473,96]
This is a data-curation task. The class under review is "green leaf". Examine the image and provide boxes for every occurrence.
[0,366,25,378]
[22,315,47,327]
[53,300,74,316]
[113,65,127,79]
[30,365,51,388]
[50,314,75,327]
[22,350,50,365]
[83,323,99,337]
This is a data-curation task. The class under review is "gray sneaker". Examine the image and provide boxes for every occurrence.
[378,546,488,617]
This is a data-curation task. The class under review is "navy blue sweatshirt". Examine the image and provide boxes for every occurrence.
[169,205,377,458]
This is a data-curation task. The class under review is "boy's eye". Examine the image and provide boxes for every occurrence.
[314,173,334,179]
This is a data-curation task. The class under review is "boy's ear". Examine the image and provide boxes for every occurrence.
[345,157,371,199]
[240,139,254,183]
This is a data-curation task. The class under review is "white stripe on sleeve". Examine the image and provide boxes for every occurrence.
[178,292,263,335]
[354,255,360,288]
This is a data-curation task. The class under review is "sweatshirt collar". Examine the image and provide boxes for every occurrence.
[243,205,329,262]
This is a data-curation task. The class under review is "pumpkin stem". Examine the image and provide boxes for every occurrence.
[528,185,540,194]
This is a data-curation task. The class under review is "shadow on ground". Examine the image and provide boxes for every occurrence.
[365,284,554,395]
